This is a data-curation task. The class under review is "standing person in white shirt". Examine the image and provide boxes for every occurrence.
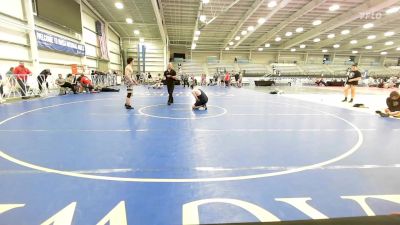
[124,57,138,109]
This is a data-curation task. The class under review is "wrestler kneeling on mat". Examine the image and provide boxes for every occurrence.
[191,85,208,110]
[376,90,400,118]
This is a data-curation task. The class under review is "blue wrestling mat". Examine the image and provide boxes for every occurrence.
[0,86,399,224]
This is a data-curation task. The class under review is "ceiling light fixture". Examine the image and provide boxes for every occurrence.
[350,40,358,44]
[235,36,240,41]
[365,45,372,49]
[386,6,400,14]
[115,2,124,9]
[265,43,270,47]
[194,36,199,41]
[327,33,335,39]
[300,44,306,48]
[258,18,266,25]
[241,30,247,35]
[258,47,264,51]
[195,30,201,36]
[296,27,304,33]
[333,44,340,48]
[352,50,358,54]
[367,35,376,39]
[229,42,234,46]
[291,48,296,52]
[268,1,277,8]
[275,37,281,42]
[313,38,320,42]
[322,49,328,53]
[134,30,140,35]
[380,51,387,55]
[191,43,196,49]
[329,4,340,11]
[247,26,254,31]
[341,29,350,35]
[199,15,206,22]
[385,41,394,45]
[126,18,133,24]
[225,47,229,50]
[312,20,322,26]
[384,31,395,36]
[397,47,400,51]
[285,31,292,37]
[363,23,374,29]
[202,0,209,4]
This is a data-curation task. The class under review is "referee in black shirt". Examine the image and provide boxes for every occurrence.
[164,63,177,105]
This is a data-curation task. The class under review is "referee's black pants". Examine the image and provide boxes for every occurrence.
[167,84,174,103]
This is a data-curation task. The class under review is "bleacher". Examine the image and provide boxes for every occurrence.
[178,62,204,75]
[300,64,331,76]
[387,66,400,76]
[327,64,348,76]
[170,61,399,79]
[360,65,399,77]
[207,63,235,75]
[239,63,269,76]
[273,64,303,76]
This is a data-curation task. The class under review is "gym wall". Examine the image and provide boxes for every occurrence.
[0,0,123,79]
[122,39,165,75]
[0,0,30,73]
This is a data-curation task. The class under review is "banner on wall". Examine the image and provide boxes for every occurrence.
[71,64,78,74]
[36,30,85,56]
[95,21,109,60]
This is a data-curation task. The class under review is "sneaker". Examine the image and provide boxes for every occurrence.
[167,102,171,105]
[341,98,347,102]
[348,99,353,103]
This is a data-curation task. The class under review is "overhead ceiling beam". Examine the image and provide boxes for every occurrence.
[198,0,241,29]
[150,0,167,45]
[251,0,326,49]
[314,13,400,49]
[340,27,400,49]
[190,1,203,48]
[279,0,399,49]
[222,0,265,48]
[233,0,292,48]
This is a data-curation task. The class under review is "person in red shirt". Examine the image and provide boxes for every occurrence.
[77,74,95,93]
[224,72,231,87]
[13,62,32,97]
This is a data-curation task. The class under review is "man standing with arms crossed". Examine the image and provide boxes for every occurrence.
[164,63,177,105]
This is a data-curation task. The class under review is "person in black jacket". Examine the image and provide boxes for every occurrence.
[342,64,361,103]
[164,63,177,105]
[37,69,51,92]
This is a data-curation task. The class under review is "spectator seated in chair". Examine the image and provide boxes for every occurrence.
[55,74,77,94]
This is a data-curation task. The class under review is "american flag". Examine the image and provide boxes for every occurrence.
[96,21,109,60]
